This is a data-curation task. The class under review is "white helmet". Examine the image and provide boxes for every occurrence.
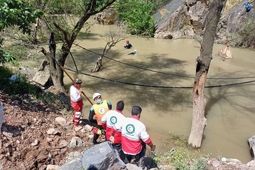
[93,93,101,100]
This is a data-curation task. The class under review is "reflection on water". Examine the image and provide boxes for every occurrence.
[67,24,255,162]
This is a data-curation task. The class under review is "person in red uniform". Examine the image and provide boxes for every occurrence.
[121,106,156,163]
[69,79,83,127]
[89,93,112,144]
[101,100,126,154]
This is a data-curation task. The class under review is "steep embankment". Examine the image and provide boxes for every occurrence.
[154,0,255,48]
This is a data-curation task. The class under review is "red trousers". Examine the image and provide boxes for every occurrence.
[71,100,83,126]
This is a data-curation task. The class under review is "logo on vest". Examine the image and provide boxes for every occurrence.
[126,124,135,134]
[110,116,117,125]
[99,107,105,114]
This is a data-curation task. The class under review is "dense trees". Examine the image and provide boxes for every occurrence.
[0,0,42,64]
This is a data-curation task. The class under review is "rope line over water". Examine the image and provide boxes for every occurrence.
[65,67,255,89]
[73,43,255,80]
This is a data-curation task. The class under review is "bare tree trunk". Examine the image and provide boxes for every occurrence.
[43,0,116,91]
[91,35,123,72]
[188,0,226,148]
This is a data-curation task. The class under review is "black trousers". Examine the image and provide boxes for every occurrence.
[123,143,146,164]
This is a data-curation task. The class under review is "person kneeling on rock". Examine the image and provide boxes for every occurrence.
[121,106,156,163]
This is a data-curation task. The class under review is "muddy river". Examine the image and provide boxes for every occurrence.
[65,24,255,162]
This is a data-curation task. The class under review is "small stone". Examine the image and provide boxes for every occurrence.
[55,117,67,127]
[47,137,54,142]
[47,128,61,135]
[59,140,68,148]
[3,132,13,138]
[46,164,60,170]
[221,157,227,162]
[84,125,93,131]
[68,137,84,148]
[31,139,39,146]
[74,126,83,132]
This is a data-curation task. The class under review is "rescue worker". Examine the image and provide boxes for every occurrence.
[69,79,83,127]
[101,100,126,154]
[124,40,132,49]
[89,93,112,144]
[121,106,156,163]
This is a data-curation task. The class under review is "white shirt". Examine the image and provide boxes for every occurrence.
[69,85,81,102]
[101,110,126,131]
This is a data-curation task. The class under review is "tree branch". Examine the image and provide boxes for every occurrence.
[89,0,116,15]
[53,22,69,43]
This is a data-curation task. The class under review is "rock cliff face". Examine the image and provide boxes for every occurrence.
[217,2,255,48]
[94,7,117,25]
[154,0,209,39]
[155,0,255,48]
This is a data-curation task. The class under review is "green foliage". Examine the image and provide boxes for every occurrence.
[44,0,84,14]
[157,147,208,170]
[0,0,43,33]
[191,158,207,170]
[116,0,155,36]
[0,49,16,64]
[0,67,37,95]
[6,45,28,60]
[0,38,16,64]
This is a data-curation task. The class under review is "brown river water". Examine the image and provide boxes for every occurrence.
[64,24,255,162]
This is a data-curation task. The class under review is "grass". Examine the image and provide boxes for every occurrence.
[154,133,209,170]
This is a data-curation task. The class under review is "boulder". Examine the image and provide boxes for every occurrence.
[60,158,83,170]
[81,142,125,170]
[248,136,255,159]
[154,0,255,48]
[61,142,125,170]
[32,65,50,86]
[94,7,117,25]
[207,158,255,170]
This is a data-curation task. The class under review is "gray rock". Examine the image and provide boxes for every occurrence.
[155,0,208,39]
[32,65,50,86]
[217,2,255,48]
[59,140,68,148]
[47,128,61,135]
[66,151,82,162]
[31,139,40,146]
[68,137,84,148]
[81,142,125,170]
[248,136,255,159]
[94,7,117,25]
[247,160,255,169]
[60,158,83,170]
[55,117,67,127]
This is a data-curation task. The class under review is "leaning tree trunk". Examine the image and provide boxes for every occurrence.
[188,0,227,148]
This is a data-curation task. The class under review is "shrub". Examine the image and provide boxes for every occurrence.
[116,0,155,36]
